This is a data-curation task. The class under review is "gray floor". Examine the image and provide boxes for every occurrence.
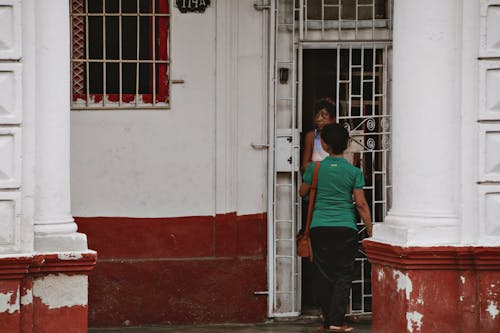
[89,316,371,333]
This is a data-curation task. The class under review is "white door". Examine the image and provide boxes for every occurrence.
[266,0,302,317]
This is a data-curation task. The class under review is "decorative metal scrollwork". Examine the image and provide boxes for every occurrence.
[366,138,376,150]
[380,117,390,131]
[382,135,391,149]
[366,118,376,131]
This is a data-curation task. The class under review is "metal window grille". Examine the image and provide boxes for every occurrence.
[71,0,171,110]
[330,45,391,315]
[290,0,391,41]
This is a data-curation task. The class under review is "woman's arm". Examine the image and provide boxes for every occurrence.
[299,183,311,197]
[353,189,373,237]
[301,131,315,172]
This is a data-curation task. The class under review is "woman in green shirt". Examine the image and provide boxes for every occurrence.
[300,124,373,333]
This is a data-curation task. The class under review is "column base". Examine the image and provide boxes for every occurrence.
[364,240,500,333]
[373,222,460,246]
[34,232,88,252]
[0,251,96,333]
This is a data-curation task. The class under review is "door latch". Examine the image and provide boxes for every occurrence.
[251,143,270,150]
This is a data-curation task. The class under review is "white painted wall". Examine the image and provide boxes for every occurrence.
[234,1,268,215]
[459,0,480,245]
[71,1,268,218]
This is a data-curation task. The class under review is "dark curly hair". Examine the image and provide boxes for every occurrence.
[320,123,349,154]
[313,98,336,119]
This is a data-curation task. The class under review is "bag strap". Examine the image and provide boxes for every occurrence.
[304,161,321,236]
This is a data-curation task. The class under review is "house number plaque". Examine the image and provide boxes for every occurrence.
[176,0,210,13]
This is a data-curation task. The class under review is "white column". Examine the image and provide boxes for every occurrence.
[34,0,87,251]
[373,0,461,246]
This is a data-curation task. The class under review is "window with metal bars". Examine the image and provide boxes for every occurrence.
[291,0,391,34]
[303,0,388,21]
[71,0,170,109]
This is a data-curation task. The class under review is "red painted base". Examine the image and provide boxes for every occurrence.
[32,301,88,333]
[364,240,500,333]
[0,253,96,333]
[76,213,268,327]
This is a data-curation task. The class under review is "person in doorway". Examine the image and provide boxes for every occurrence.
[301,98,338,172]
[299,123,373,333]
[300,98,338,313]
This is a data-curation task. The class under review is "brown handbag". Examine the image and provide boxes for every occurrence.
[296,161,320,262]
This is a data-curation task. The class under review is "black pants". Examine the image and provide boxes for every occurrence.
[310,227,358,327]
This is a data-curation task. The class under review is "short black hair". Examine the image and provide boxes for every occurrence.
[320,123,349,154]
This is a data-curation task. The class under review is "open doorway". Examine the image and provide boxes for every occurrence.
[300,47,390,316]
[267,0,392,318]
[300,49,339,315]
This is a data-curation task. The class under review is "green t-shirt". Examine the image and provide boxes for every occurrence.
[303,156,365,231]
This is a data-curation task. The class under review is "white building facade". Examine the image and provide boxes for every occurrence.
[0,1,499,332]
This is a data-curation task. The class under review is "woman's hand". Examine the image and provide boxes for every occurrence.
[353,189,373,237]
[365,223,373,237]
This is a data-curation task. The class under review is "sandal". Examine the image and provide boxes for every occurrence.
[327,325,354,332]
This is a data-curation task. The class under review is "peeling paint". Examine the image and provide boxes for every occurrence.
[406,311,423,332]
[378,268,385,282]
[0,290,19,314]
[57,252,83,260]
[21,288,33,306]
[33,274,87,309]
[459,296,464,302]
[460,276,465,284]
[486,301,499,320]
[486,285,498,298]
[393,270,413,300]
[416,297,424,305]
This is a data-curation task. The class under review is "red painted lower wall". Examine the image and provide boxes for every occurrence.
[364,240,500,333]
[75,213,268,327]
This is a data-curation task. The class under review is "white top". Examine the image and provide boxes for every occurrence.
[312,129,329,162]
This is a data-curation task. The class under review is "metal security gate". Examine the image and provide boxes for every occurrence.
[268,0,392,317]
